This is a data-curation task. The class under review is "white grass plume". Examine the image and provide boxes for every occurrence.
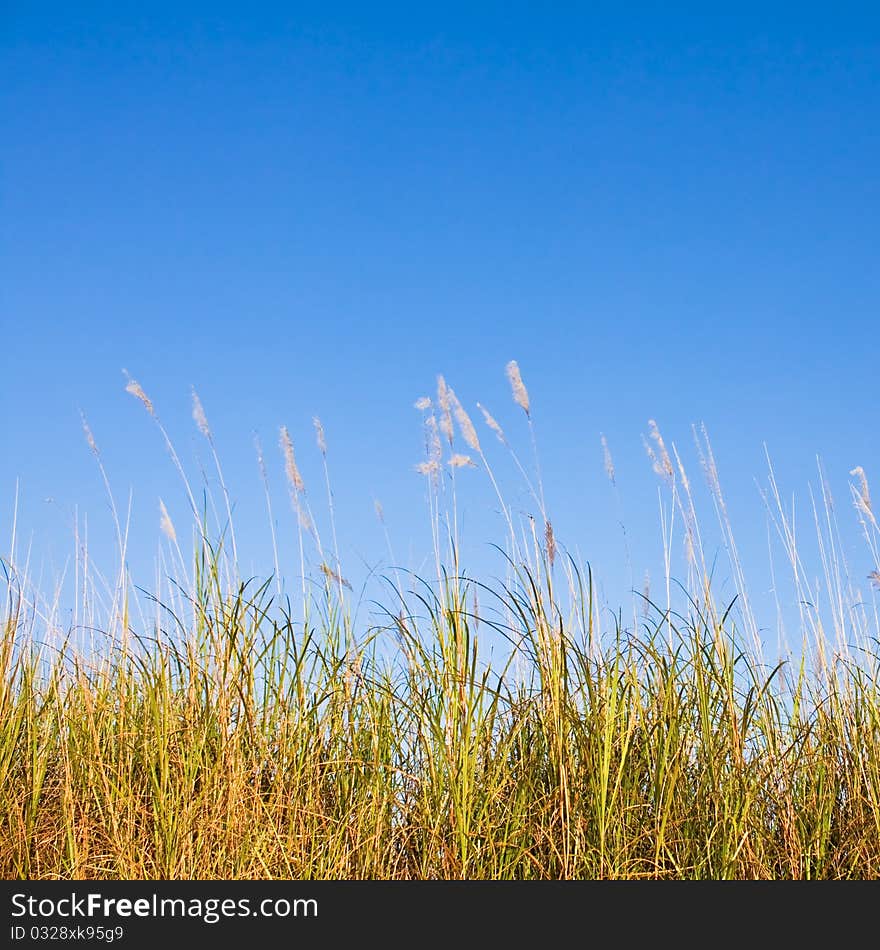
[505,360,530,417]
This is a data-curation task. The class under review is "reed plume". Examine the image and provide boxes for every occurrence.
[544,519,556,566]
[314,417,327,456]
[505,360,530,417]
[601,434,615,486]
[851,466,875,525]
[191,390,211,439]
[436,376,454,445]
[477,403,507,445]
[123,372,155,417]
[80,413,99,457]
[159,499,177,543]
[647,419,674,484]
[449,390,481,453]
[279,426,305,494]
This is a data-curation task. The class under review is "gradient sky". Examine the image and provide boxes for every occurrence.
[3,3,879,646]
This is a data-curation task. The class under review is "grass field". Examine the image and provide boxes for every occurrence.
[3,365,880,879]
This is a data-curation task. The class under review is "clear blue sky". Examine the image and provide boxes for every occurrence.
[3,3,879,645]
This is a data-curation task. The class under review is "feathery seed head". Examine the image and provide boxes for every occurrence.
[647,419,674,484]
[320,562,352,590]
[80,412,99,457]
[698,425,722,498]
[159,499,177,543]
[851,466,876,527]
[505,360,530,417]
[436,375,450,410]
[436,375,454,445]
[426,414,442,466]
[600,434,615,486]
[544,520,556,566]
[254,434,268,483]
[279,426,305,493]
[296,503,315,535]
[191,389,211,439]
[313,416,327,456]
[124,373,155,417]
[450,390,481,453]
[448,454,476,468]
[415,460,441,479]
[414,396,432,411]
[851,466,873,517]
[673,445,691,496]
[477,403,507,445]
[416,414,443,487]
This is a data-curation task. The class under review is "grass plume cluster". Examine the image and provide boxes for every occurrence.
[2,367,880,879]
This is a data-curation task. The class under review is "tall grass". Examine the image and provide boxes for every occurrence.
[2,368,879,879]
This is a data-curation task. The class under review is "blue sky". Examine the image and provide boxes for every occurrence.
[3,3,879,645]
